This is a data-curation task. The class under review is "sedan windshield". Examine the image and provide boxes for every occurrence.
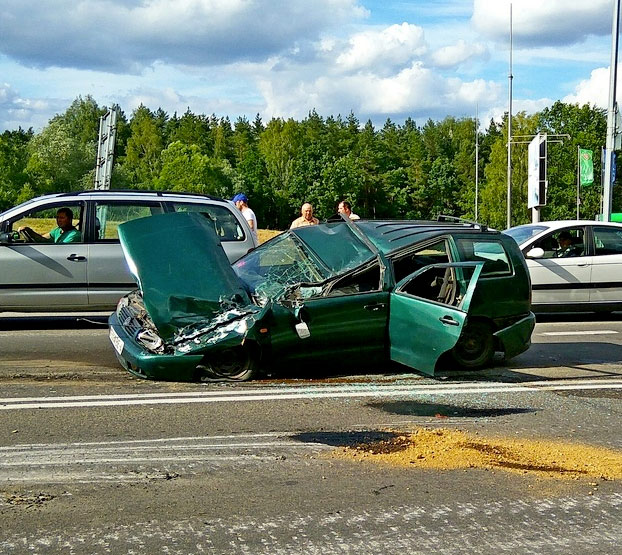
[503,224,549,245]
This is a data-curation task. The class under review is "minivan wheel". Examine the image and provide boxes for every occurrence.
[198,347,258,381]
[450,320,494,369]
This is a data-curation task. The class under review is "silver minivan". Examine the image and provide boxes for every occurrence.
[0,190,258,312]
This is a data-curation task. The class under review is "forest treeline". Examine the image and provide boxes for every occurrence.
[0,95,620,230]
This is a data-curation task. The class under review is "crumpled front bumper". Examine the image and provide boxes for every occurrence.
[109,311,203,381]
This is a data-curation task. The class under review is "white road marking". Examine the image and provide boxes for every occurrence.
[1,378,621,410]
[0,433,330,481]
[539,330,618,336]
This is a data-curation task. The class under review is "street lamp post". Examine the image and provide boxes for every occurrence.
[507,3,513,229]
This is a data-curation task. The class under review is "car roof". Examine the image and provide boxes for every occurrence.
[48,189,224,201]
[351,220,497,255]
[508,220,622,230]
[0,189,231,219]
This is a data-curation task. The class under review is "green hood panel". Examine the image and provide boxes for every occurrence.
[118,211,251,340]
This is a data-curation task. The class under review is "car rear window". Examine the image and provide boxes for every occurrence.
[454,239,512,276]
[171,202,245,242]
[593,226,622,255]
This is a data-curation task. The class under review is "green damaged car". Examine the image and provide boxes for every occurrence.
[108,212,535,381]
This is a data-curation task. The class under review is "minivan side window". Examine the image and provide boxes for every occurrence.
[94,202,164,241]
[454,239,512,276]
[9,202,85,244]
[171,203,245,241]
[593,226,622,256]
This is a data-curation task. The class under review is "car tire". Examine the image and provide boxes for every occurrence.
[198,346,258,381]
[450,320,494,369]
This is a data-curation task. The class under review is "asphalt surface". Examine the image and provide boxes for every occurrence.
[0,313,621,553]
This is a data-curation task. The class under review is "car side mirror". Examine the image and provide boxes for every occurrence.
[525,247,544,259]
[0,231,18,245]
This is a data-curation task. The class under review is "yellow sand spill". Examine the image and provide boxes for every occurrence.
[332,428,622,480]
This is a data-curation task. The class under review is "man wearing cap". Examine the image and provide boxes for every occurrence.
[233,193,258,243]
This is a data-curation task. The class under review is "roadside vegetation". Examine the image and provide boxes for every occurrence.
[1,95,620,231]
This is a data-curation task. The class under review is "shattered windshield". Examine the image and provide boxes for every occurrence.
[233,232,328,301]
[233,223,375,302]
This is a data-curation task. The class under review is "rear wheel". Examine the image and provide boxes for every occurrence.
[197,346,258,381]
[450,320,494,369]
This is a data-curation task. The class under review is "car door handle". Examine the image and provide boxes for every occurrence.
[364,303,386,311]
[577,263,589,267]
[439,315,460,326]
[67,254,86,262]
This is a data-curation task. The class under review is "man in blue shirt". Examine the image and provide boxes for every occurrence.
[19,207,81,244]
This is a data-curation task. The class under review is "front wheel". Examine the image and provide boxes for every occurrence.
[197,346,258,381]
[450,320,494,369]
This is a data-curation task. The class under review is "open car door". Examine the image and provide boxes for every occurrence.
[389,262,483,376]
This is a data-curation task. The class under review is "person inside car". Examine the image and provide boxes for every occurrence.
[556,231,579,257]
[18,207,81,244]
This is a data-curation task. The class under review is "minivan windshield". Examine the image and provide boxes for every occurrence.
[233,222,375,301]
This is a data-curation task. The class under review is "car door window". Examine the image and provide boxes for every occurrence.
[454,239,512,276]
[392,239,450,283]
[324,263,382,297]
[94,202,164,241]
[170,202,245,241]
[533,227,586,258]
[593,226,622,256]
[398,265,465,308]
[9,202,85,244]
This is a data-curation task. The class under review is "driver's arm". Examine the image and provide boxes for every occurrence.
[18,226,51,242]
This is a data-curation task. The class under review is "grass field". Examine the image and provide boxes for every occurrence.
[258,229,282,244]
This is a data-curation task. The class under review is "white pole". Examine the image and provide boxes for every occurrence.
[604,0,620,221]
[475,104,479,221]
[506,3,513,229]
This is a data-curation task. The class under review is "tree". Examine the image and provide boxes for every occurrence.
[539,101,608,219]
[26,119,94,194]
[123,105,164,188]
[0,128,33,210]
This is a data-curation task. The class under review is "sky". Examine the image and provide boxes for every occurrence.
[0,0,618,132]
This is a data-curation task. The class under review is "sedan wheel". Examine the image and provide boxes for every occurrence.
[198,347,258,381]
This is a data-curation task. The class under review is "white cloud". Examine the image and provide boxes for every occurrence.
[336,23,427,73]
[261,60,502,123]
[430,40,488,68]
[0,83,61,130]
[472,0,611,46]
[563,66,610,107]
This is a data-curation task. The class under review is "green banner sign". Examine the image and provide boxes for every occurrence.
[579,148,594,186]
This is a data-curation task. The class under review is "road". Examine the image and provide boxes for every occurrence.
[1,314,621,553]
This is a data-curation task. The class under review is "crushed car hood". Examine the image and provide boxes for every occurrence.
[118,211,253,341]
